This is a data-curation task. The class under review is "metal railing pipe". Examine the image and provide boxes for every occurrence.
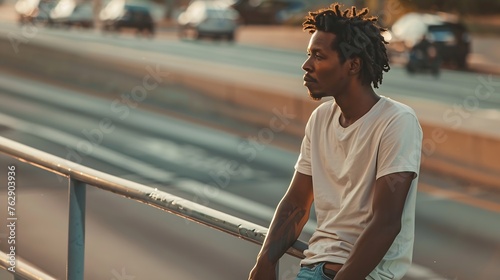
[0,251,57,280]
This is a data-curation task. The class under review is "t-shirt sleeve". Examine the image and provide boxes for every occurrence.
[376,112,423,179]
[294,113,314,176]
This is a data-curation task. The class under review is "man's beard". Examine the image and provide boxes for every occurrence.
[309,91,324,101]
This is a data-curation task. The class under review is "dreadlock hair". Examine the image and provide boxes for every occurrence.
[302,3,390,88]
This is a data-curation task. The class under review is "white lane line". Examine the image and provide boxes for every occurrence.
[0,113,175,183]
[0,71,296,175]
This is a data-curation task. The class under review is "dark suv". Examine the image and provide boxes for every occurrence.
[427,22,470,68]
[387,13,471,69]
[102,5,155,36]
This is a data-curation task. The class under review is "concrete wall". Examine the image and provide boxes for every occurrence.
[169,69,500,190]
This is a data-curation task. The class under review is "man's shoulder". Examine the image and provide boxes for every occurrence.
[380,96,418,119]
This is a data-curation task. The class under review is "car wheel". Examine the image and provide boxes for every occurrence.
[406,63,416,74]
[227,32,235,42]
[147,28,155,38]
[457,55,467,69]
[178,27,187,39]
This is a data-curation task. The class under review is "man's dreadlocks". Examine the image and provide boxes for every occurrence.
[303,3,390,88]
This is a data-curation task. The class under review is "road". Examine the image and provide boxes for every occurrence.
[0,22,499,280]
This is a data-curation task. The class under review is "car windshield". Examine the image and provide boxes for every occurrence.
[205,7,236,18]
[428,29,455,42]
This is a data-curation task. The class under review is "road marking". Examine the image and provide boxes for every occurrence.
[419,183,500,213]
[0,113,175,183]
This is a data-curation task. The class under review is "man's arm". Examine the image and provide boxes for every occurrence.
[334,172,415,280]
[248,171,314,280]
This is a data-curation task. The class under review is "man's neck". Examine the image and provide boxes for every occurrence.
[336,88,380,128]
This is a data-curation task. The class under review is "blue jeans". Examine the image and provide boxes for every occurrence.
[296,263,337,280]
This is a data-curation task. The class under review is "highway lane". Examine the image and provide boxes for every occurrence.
[0,73,500,279]
[0,78,296,228]
[1,21,499,112]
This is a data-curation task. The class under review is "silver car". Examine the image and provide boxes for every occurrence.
[177,0,240,41]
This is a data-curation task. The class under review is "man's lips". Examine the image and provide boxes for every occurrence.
[303,75,317,83]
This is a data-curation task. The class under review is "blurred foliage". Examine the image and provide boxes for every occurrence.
[398,0,500,15]
[463,15,500,36]
[396,0,500,35]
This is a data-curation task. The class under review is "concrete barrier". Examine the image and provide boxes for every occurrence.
[176,70,500,189]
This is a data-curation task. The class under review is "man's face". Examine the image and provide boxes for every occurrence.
[302,31,351,100]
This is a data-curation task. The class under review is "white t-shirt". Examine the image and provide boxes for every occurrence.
[295,96,422,280]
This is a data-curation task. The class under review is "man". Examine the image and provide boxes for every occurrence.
[249,3,422,280]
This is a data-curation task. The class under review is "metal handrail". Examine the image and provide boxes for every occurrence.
[0,251,57,280]
[0,136,307,279]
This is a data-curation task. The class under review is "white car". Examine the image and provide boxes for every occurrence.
[51,2,95,28]
[177,0,240,41]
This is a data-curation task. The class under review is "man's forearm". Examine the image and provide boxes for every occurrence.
[334,221,401,280]
[256,198,309,265]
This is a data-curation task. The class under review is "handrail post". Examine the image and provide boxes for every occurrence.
[67,178,86,280]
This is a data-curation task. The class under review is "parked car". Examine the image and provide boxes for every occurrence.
[406,36,441,77]
[15,0,58,25]
[51,2,94,28]
[386,12,471,69]
[231,0,303,25]
[101,4,155,36]
[427,22,470,68]
[177,0,240,41]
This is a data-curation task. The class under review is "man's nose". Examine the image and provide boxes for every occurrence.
[302,56,312,72]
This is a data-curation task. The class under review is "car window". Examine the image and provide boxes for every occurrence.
[428,30,456,43]
[205,8,229,18]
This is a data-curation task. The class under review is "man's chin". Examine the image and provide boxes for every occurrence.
[309,92,324,101]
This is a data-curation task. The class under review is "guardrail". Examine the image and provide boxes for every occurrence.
[0,136,308,279]
[0,251,57,280]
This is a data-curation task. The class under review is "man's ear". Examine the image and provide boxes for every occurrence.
[349,57,362,75]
